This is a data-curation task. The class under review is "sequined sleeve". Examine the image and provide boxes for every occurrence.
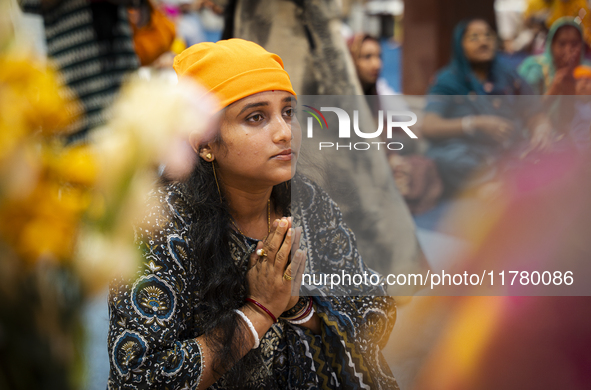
[107,186,205,389]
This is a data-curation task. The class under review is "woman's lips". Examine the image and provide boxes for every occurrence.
[272,149,293,161]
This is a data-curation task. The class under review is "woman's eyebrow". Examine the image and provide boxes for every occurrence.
[238,102,268,115]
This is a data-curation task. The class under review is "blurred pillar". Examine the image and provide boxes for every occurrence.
[402,0,496,95]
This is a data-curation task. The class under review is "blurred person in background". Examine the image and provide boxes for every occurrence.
[177,0,206,47]
[518,0,591,54]
[525,0,553,23]
[518,17,590,95]
[18,0,145,142]
[521,0,553,53]
[570,65,591,150]
[347,33,443,215]
[519,17,591,150]
[546,0,591,47]
[347,33,397,98]
[496,0,538,54]
[422,19,550,197]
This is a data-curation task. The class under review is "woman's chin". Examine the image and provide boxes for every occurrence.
[471,54,495,64]
[270,169,295,186]
[290,161,298,178]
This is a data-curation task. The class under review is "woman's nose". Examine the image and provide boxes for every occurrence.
[567,45,579,56]
[272,115,292,143]
[374,57,382,73]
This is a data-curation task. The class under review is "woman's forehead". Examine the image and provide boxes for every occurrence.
[361,39,380,50]
[554,25,582,41]
[465,20,490,33]
[228,91,295,110]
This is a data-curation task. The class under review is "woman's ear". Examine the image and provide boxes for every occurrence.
[189,130,204,154]
[189,129,215,162]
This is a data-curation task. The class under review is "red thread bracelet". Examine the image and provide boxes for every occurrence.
[246,298,278,323]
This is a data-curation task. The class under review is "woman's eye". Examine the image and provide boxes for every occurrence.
[284,108,296,117]
[248,114,264,122]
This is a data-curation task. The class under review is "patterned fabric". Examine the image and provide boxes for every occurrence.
[107,175,398,389]
[19,0,139,140]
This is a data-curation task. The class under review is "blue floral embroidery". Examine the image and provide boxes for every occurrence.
[112,331,148,377]
[161,341,186,376]
[131,275,176,326]
[167,235,188,268]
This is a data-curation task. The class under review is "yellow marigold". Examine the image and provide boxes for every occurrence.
[0,178,83,264]
[0,54,73,137]
[48,145,98,187]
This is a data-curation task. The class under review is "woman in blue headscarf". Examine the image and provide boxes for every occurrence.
[422,19,549,196]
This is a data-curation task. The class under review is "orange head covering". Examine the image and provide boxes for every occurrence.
[173,39,296,108]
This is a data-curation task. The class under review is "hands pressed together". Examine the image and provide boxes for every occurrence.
[246,217,306,319]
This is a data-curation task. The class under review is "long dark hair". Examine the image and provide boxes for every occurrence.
[176,148,291,387]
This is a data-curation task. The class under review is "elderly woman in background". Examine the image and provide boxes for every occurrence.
[422,19,550,197]
[107,39,397,389]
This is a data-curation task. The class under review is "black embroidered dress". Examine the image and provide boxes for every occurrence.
[107,176,398,389]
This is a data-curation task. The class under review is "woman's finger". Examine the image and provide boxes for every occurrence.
[290,227,302,264]
[290,249,306,295]
[274,227,292,269]
[263,218,280,248]
[262,218,289,261]
[248,241,264,270]
[283,262,293,284]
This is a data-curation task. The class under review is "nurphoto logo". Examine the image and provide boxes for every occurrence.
[303,105,418,151]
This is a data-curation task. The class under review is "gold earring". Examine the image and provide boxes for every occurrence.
[206,153,212,160]
[212,161,223,203]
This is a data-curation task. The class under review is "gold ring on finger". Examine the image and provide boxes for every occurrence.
[283,273,293,281]
[256,248,268,258]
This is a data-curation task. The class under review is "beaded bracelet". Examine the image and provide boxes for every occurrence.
[234,309,260,349]
[281,296,309,319]
[282,298,312,321]
[287,298,313,322]
[289,306,315,325]
[245,298,278,323]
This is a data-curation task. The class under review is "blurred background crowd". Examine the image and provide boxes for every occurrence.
[9,0,591,212]
[2,0,591,389]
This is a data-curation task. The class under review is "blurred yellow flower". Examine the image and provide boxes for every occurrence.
[0,55,72,148]
[0,51,81,265]
[0,177,83,264]
[50,145,98,187]
[1,52,214,286]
